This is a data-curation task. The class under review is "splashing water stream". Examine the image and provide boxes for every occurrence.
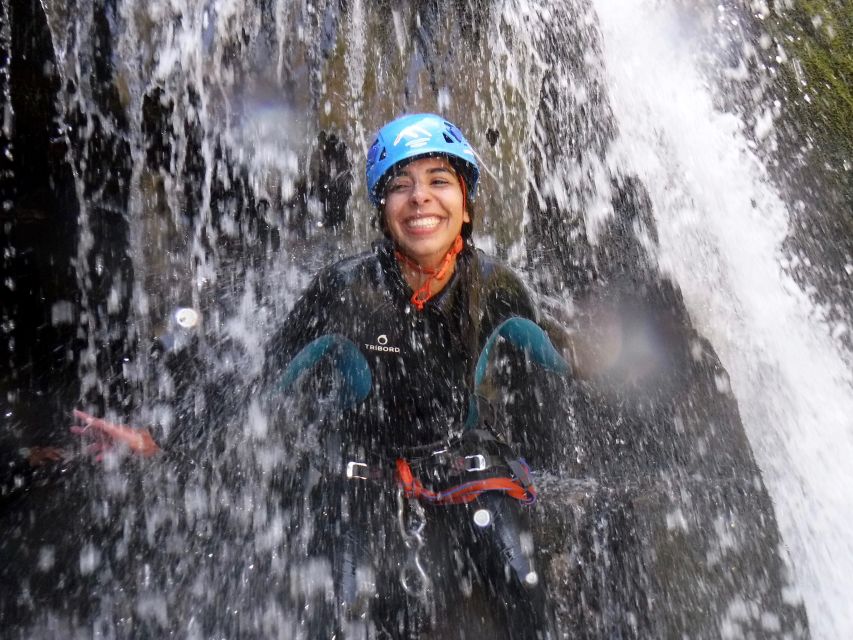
[593,2,853,638]
[1,0,850,637]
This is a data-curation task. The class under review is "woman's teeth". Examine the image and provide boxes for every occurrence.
[407,216,440,229]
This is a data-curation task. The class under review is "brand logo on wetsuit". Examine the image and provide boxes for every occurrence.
[364,334,400,353]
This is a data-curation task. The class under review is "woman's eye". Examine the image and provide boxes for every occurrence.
[388,181,409,192]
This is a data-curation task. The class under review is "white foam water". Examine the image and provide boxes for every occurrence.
[593,2,853,638]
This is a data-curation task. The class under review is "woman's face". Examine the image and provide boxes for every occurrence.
[382,156,469,268]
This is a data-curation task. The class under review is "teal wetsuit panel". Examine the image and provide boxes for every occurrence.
[278,335,373,411]
[465,317,570,429]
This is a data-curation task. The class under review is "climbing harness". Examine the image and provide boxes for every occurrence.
[345,429,538,598]
[394,455,537,506]
[346,432,537,508]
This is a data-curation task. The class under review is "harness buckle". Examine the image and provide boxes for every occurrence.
[346,461,369,480]
[464,454,487,472]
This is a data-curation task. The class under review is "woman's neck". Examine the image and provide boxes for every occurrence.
[393,235,465,310]
[399,257,457,293]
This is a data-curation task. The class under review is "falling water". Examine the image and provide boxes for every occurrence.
[593,2,853,638]
[1,0,848,637]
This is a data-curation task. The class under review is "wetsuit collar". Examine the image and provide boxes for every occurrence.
[374,238,474,313]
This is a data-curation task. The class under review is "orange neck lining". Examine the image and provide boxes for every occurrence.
[395,234,464,311]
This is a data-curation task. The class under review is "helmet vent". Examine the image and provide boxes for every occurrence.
[445,124,464,142]
[443,133,454,144]
[379,148,387,161]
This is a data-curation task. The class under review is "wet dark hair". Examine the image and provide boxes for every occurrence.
[372,155,476,239]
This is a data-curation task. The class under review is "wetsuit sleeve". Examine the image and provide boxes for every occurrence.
[478,262,540,336]
[538,311,580,375]
[478,259,578,376]
[263,268,337,387]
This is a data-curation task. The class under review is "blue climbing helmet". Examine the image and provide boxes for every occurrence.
[365,113,480,207]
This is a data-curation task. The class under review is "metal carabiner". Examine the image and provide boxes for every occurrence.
[400,545,431,600]
[396,488,431,600]
[397,489,426,540]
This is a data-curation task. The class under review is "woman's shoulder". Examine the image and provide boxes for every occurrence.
[472,249,527,288]
[469,248,537,318]
[313,247,382,288]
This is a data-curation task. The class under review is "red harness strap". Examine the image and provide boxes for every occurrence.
[395,458,537,506]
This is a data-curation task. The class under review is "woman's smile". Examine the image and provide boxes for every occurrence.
[405,214,444,232]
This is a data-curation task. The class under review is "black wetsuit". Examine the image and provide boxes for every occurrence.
[267,238,557,639]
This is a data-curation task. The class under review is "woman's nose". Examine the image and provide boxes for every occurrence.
[409,181,430,203]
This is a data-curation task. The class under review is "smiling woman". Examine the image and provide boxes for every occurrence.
[263,113,574,637]
[365,114,480,312]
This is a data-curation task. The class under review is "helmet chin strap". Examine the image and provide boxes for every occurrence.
[395,234,465,311]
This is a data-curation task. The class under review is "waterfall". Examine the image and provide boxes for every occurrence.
[593,2,853,638]
[1,0,848,637]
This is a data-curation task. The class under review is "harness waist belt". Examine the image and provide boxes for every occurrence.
[395,458,537,506]
[343,455,537,506]
[343,429,537,505]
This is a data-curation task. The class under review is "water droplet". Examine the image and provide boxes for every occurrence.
[174,307,200,329]
[79,543,101,575]
[473,509,491,527]
[38,546,56,572]
[714,370,731,394]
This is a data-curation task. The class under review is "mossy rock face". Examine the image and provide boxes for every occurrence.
[756,1,853,356]
[767,1,852,201]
